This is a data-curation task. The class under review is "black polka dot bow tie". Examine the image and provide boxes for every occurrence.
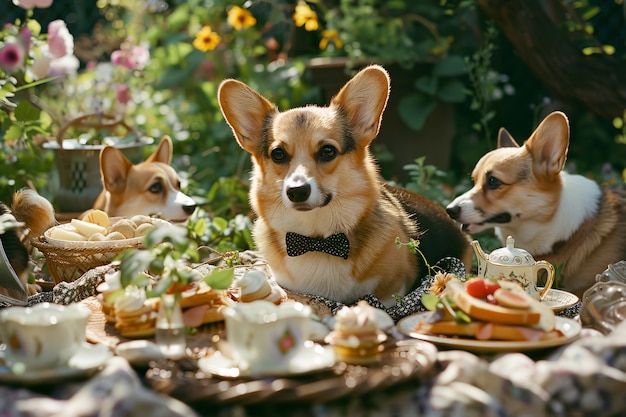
[285,232,350,259]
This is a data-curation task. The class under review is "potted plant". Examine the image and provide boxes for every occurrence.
[42,113,152,214]
[296,0,479,178]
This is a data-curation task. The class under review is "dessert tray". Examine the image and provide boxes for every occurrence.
[397,312,581,354]
[80,296,438,405]
[0,342,112,386]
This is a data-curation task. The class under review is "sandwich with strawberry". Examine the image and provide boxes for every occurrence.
[416,277,562,341]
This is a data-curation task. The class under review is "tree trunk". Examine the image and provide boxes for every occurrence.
[477,0,626,119]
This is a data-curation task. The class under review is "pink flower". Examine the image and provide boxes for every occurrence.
[111,44,150,70]
[47,20,74,58]
[0,41,26,73]
[18,26,32,52]
[115,84,131,104]
[12,0,53,10]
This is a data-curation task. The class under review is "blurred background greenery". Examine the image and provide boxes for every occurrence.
[1,0,624,253]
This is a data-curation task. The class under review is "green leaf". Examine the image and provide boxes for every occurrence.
[433,55,468,77]
[117,250,155,288]
[398,93,438,131]
[437,79,466,103]
[421,293,441,311]
[166,3,191,31]
[4,124,23,141]
[14,100,41,122]
[204,267,235,290]
[414,75,437,96]
[145,224,189,249]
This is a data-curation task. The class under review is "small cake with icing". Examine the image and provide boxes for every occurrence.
[114,286,158,338]
[233,269,286,304]
[325,300,387,364]
[96,270,123,323]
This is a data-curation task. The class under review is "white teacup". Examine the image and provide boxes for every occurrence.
[223,300,311,374]
[0,302,91,371]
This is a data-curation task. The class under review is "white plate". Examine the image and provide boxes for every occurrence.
[0,342,112,385]
[540,288,579,312]
[198,340,336,378]
[397,313,581,354]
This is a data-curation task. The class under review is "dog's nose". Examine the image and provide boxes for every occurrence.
[286,184,311,203]
[446,205,460,220]
[183,204,196,215]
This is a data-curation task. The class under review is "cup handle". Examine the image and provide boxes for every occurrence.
[536,261,555,299]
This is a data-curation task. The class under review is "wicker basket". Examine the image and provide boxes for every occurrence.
[32,235,144,284]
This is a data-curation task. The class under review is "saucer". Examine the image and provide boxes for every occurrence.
[198,340,336,379]
[0,342,112,385]
[540,288,579,312]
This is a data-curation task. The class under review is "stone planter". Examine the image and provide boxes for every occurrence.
[307,57,455,181]
[43,114,152,213]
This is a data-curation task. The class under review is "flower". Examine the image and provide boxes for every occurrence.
[227,6,256,30]
[293,2,319,32]
[111,40,150,71]
[428,272,458,296]
[0,42,26,73]
[319,29,342,50]
[192,25,221,52]
[47,20,73,58]
[12,0,53,10]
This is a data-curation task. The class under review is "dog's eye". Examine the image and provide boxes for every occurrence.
[270,148,288,163]
[486,176,502,189]
[149,182,164,193]
[318,145,337,162]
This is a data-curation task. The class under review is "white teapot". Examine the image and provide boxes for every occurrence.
[471,236,555,300]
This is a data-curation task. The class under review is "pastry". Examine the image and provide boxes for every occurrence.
[325,300,387,364]
[114,286,158,338]
[180,281,235,328]
[96,270,123,323]
[233,269,286,304]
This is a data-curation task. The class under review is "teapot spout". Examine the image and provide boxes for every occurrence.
[471,240,488,277]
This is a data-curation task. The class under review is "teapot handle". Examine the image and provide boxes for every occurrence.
[536,261,555,299]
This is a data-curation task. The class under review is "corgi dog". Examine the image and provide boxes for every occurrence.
[92,135,197,221]
[1,189,57,297]
[446,111,626,296]
[218,65,471,306]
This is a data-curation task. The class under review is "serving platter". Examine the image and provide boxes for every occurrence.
[397,312,581,354]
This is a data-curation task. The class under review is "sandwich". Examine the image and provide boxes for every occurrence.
[416,278,561,341]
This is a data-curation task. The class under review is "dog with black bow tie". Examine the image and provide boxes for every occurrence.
[218,65,471,306]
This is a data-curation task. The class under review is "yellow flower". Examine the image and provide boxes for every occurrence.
[227,5,256,30]
[293,2,319,32]
[428,272,457,296]
[193,25,221,52]
[319,29,343,50]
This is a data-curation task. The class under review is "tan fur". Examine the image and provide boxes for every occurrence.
[3,189,57,296]
[219,65,471,305]
[447,111,626,296]
[92,135,196,221]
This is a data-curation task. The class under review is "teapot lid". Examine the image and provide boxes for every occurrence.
[488,236,535,266]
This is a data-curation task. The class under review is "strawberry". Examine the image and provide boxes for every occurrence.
[466,278,501,300]
[465,278,489,298]
[484,280,501,295]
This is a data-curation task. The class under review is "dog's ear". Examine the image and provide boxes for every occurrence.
[331,65,390,147]
[100,146,133,192]
[218,79,278,154]
[147,135,173,164]
[497,128,520,148]
[525,111,570,179]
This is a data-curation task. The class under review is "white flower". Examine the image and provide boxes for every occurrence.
[47,20,74,58]
[12,0,53,10]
